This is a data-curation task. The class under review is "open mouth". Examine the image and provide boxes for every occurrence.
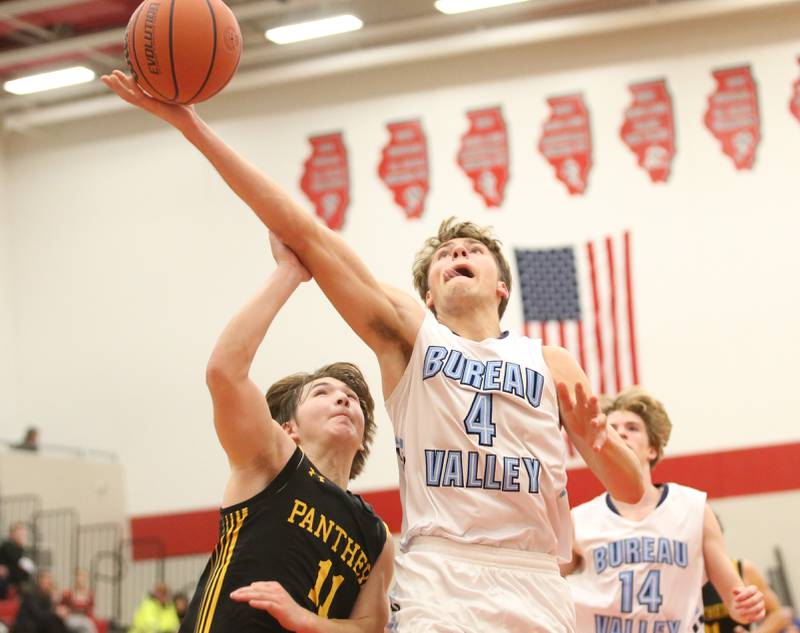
[445,265,475,281]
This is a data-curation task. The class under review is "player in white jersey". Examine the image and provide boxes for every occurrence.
[102,71,646,632]
[564,388,765,633]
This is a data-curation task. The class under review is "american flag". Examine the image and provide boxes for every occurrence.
[514,232,639,397]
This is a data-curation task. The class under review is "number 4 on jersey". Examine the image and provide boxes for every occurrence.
[463,393,495,446]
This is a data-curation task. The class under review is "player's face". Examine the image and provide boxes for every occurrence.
[293,377,365,452]
[608,410,657,468]
[425,238,508,314]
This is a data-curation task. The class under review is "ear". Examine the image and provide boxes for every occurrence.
[425,290,434,309]
[283,420,301,446]
[497,281,509,299]
[648,445,658,463]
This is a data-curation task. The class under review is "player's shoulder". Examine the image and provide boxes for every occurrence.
[663,482,707,503]
[346,492,389,541]
[346,491,382,520]
[572,492,609,518]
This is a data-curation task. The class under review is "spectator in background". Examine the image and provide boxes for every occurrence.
[12,428,38,452]
[11,570,68,633]
[0,565,9,600]
[128,583,178,633]
[60,570,96,633]
[0,525,36,592]
[171,595,187,625]
[703,558,792,633]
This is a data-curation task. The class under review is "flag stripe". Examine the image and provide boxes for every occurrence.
[624,231,639,385]
[515,233,636,398]
[586,242,607,394]
[576,319,587,372]
[605,236,622,393]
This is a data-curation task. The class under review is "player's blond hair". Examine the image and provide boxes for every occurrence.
[603,387,672,468]
[266,362,375,480]
[412,217,512,318]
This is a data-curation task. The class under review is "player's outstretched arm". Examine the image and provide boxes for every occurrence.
[544,346,644,504]
[205,235,307,486]
[230,536,395,633]
[101,71,423,390]
[703,506,766,625]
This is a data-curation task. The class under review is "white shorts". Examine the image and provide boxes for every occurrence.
[388,536,576,633]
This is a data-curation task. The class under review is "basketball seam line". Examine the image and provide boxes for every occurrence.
[169,0,179,102]
[130,2,170,102]
[186,0,218,105]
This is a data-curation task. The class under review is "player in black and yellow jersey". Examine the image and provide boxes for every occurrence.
[179,234,393,633]
[703,558,790,633]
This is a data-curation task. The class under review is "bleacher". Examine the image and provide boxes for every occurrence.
[0,444,206,630]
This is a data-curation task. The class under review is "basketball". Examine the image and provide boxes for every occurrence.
[124,0,242,105]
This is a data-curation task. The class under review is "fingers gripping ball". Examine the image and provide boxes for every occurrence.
[124,0,242,105]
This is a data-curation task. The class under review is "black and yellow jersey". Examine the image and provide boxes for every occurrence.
[702,559,750,633]
[179,447,388,633]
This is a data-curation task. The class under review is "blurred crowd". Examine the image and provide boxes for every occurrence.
[0,522,187,633]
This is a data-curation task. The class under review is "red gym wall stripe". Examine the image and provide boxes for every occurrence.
[130,441,800,560]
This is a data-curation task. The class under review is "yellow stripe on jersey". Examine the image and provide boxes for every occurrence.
[194,513,232,633]
[194,508,248,633]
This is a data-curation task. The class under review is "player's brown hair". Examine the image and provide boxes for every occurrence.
[412,217,512,318]
[266,362,375,480]
[603,387,672,468]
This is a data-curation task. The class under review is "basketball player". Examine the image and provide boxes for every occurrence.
[563,387,765,633]
[179,233,393,633]
[102,70,644,632]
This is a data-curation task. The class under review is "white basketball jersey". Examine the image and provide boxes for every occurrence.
[385,311,571,560]
[568,483,707,633]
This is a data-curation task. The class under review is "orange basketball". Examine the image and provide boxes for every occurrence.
[124,0,242,105]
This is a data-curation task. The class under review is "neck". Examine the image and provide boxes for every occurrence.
[303,446,353,490]
[436,305,502,341]
[613,466,659,511]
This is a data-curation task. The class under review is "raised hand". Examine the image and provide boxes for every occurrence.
[269,232,311,282]
[230,581,315,633]
[730,585,766,624]
[100,70,197,130]
[556,382,608,452]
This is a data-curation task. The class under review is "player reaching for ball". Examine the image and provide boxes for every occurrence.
[102,69,644,632]
[177,232,393,633]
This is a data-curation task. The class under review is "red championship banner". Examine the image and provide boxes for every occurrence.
[704,66,760,170]
[300,132,350,231]
[378,120,429,220]
[539,94,592,195]
[620,79,675,183]
[456,106,509,208]
[791,57,800,124]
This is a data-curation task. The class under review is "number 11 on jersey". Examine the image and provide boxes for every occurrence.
[308,560,344,618]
